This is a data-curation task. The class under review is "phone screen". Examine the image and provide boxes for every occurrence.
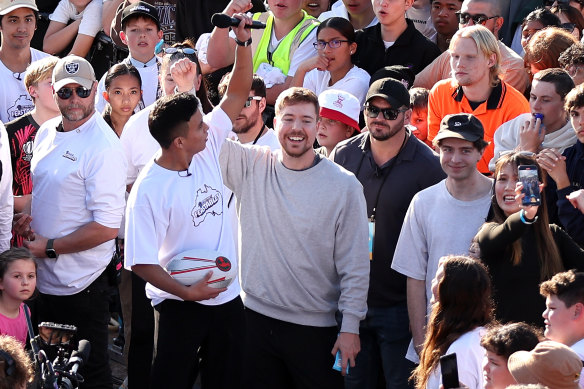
[518,165,541,206]
[440,353,459,389]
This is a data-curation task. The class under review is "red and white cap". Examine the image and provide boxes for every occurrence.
[318,89,360,132]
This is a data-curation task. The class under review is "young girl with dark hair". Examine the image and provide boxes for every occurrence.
[102,62,142,137]
[0,248,36,346]
[476,152,584,326]
[290,17,370,105]
[413,255,494,389]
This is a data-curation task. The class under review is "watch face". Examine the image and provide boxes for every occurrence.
[46,249,57,259]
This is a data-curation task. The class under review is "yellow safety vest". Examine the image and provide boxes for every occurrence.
[250,11,319,74]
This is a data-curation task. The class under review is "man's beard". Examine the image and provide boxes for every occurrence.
[233,115,259,135]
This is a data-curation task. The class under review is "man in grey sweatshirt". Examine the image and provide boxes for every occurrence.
[220,87,370,389]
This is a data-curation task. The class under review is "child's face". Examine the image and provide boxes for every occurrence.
[121,17,162,62]
[316,117,353,151]
[569,105,584,144]
[104,73,142,117]
[543,295,576,345]
[410,108,428,140]
[0,259,36,303]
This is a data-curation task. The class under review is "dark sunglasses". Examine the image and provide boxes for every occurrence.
[244,96,262,108]
[56,85,92,100]
[365,105,407,121]
[164,47,196,55]
[456,11,499,25]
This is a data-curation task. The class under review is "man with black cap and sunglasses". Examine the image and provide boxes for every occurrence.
[15,55,127,388]
[330,77,444,389]
[392,112,492,370]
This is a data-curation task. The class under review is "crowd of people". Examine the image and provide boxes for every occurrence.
[0,0,582,388]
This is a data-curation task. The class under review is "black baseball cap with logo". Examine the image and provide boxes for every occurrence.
[434,113,485,143]
[121,1,160,30]
[366,77,411,109]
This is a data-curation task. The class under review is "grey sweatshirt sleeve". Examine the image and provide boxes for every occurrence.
[219,139,249,195]
[335,177,370,334]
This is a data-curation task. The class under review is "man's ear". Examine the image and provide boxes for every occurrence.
[258,97,267,114]
[493,16,504,37]
[573,302,584,320]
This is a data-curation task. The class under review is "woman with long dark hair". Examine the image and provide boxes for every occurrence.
[476,152,584,326]
[413,256,494,389]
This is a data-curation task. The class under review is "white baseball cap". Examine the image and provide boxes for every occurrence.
[318,89,360,132]
[0,0,38,15]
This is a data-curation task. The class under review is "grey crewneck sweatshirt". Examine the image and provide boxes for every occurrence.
[220,140,369,333]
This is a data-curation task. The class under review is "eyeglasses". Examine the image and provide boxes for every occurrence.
[55,85,93,100]
[164,47,196,55]
[365,105,407,121]
[456,11,499,25]
[244,96,262,108]
[313,39,350,50]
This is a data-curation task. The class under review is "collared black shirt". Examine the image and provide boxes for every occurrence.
[352,19,441,76]
[333,131,446,307]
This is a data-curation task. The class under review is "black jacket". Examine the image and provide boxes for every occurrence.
[352,19,441,76]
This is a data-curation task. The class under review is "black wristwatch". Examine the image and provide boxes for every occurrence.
[235,37,252,47]
[46,239,58,259]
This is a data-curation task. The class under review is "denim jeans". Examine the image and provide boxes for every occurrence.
[341,303,415,389]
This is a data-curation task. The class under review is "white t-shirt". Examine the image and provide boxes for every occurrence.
[0,49,50,123]
[303,65,370,106]
[119,103,158,185]
[124,107,240,307]
[571,339,584,388]
[31,113,127,295]
[391,179,492,361]
[95,56,161,114]
[406,5,436,42]
[318,0,379,29]
[426,327,486,389]
[0,123,13,252]
[49,0,102,37]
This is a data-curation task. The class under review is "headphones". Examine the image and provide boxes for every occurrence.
[0,349,15,377]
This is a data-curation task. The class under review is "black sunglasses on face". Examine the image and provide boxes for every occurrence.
[56,85,92,100]
[365,105,407,121]
[456,11,499,25]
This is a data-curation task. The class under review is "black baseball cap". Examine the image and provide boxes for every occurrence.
[369,65,415,90]
[434,113,485,142]
[121,1,160,29]
[366,77,411,108]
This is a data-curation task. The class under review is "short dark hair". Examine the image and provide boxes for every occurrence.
[480,322,541,359]
[218,73,266,99]
[565,82,584,111]
[559,42,584,68]
[410,87,429,110]
[522,8,561,30]
[540,270,584,308]
[121,14,160,32]
[533,67,575,100]
[148,93,200,149]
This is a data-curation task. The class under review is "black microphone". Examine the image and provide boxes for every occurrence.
[68,339,90,376]
[211,13,266,29]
